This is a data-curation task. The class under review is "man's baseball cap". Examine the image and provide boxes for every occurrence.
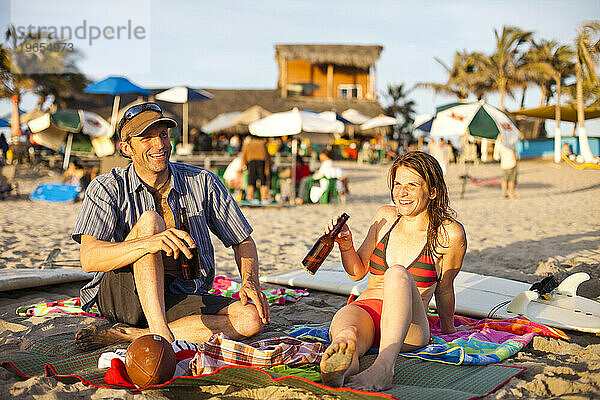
[118,102,177,142]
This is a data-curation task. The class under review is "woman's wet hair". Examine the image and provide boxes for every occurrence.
[387,151,456,256]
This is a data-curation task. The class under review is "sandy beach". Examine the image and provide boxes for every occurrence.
[1,159,599,399]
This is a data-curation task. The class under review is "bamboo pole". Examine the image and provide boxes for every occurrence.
[110,95,121,137]
[327,64,334,99]
[183,101,189,146]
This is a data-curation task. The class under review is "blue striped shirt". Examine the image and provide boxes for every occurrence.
[72,162,253,310]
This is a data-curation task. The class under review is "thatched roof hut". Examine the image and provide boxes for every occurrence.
[275,44,383,69]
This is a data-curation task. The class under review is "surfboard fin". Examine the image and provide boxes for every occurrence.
[556,272,590,297]
[507,290,538,315]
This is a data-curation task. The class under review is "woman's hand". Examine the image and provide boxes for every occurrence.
[325,215,353,249]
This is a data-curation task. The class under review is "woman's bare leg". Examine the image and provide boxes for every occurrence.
[346,266,430,391]
[320,304,375,387]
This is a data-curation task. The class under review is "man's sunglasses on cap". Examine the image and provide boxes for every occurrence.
[118,103,163,135]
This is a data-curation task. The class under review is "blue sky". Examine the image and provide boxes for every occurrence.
[1,0,599,134]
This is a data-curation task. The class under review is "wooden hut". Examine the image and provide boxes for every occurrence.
[275,44,383,100]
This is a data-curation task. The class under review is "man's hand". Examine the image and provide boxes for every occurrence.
[141,228,196,260]
[238,279,270,324]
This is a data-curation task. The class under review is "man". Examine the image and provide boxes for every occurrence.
[493,133,518,199]
[296,149,349,204]
[73,102,269,350]
[240,135,271,203]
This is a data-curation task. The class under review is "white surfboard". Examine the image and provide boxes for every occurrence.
[261,263,600,334]
[0,268,93,292]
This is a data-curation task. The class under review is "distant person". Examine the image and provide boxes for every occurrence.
[0,133,8,165]
[429,139,449,176]
[562,142,575,160]
[229,135,241,154]
[448,140,458,163]
[241,136,271,203]
[223,155,243,191]
[493,134,518,199]
[296,149,348,204]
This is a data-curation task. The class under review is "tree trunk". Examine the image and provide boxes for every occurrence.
[554,75,562,163]
[11,94,22,138]
[499,86,506,111]
[520,85,527,109]
[532,85,546,139]
[576,60,595,162]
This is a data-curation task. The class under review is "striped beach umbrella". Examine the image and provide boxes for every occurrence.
[430,100,520,145]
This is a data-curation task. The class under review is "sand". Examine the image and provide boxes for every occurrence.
[0,159,599,399]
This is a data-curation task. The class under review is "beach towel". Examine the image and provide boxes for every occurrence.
[285,314,568,366]
[189,333,326,374]
[0,332,524,400]
[15,275,309,318]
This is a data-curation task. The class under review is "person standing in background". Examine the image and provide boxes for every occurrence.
[0,134,9,165]
[493,134,518,199]
[428,139,449,176]
[241,136,271,203]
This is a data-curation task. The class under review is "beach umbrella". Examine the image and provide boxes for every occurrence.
[430,100,520,145]
[201,112,242,134]
[28,109,113,169]
[249,108,344,137]
[317,111,352,125]
[510,105,600,122]
[341,108,371,125]
[360,115,398,131]
[413,114,433,133]
[229,105,271,126]
[84,76,150,137]
[155,86,214,147]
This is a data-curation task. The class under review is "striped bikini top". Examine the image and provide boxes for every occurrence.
[369,218,439,288]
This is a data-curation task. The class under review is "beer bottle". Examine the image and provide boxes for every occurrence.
[178,206,201,280]
[302,213,350,275]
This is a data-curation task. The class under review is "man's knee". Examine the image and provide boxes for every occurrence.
[232,303,264,338]
[128,210,166,239]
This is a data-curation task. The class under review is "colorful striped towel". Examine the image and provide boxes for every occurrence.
[189,333,326,375]
[16,275,309,318]
[285,314,568,366]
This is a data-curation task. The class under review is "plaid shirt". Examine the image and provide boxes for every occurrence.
[189,333,326,375]
[72,162,253,311]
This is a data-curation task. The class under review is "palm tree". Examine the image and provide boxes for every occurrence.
[522,40,575,157]
[573,21,600,163]
[472,26,533,110]
[415,51,490,101]
[383,83,416,142]
[1,25,86,134]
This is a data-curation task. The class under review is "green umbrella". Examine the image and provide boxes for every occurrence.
[430,100,521,145]
[28,109,113,169]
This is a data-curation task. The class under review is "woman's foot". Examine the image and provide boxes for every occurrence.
[319,339,356,387]
[346,361,394,392]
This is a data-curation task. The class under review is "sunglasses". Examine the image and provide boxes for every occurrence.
[118,103,163,135]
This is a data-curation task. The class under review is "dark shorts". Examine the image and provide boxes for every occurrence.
[97,267,235,327]
[503,166,518,183]
[247,160,266,187]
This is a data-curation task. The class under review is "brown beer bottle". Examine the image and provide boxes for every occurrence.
[178,206,201,280]
[302,213,350,275]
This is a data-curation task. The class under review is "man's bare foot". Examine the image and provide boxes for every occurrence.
[320,339,356,387]
[75,323,135,351]
[346,362,394,392]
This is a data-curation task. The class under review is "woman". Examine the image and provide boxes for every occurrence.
[319,151,467,391]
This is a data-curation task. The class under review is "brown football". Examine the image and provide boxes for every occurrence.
[125,334,176,388]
